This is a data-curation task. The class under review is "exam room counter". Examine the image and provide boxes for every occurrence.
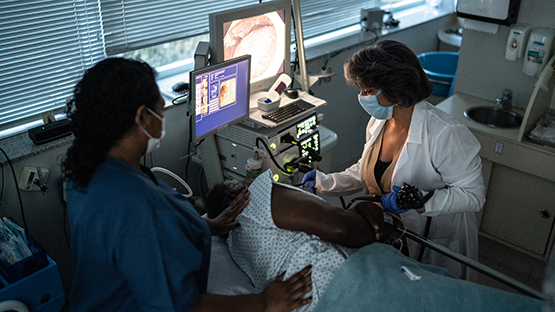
[436,92,555,262]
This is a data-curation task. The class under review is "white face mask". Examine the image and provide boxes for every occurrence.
[137,107,166,154]
[358,90,397,120]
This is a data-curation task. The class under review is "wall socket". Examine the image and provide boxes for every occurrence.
[18,167,50,191]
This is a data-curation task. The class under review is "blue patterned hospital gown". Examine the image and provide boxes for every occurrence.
[227,170,355,311]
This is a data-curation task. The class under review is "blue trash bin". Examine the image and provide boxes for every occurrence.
[417,52,459,97]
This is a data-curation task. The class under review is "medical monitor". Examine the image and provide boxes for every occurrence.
[190,55,251,142]
[209,0,292,93]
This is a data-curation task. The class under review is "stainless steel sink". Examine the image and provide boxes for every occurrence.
[464,106,523,129]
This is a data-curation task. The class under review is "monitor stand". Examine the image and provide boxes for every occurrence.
[194,42,224,189]
[197,134,224,189]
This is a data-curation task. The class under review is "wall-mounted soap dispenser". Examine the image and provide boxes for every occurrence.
[523,27,555,77]
[505,23,532,61]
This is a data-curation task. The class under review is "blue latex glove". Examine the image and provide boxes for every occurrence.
[380,185,407,214]
[300,169,317,192]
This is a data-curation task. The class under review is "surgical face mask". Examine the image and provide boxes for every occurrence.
[137,107,166,154]
[358,90,397,120]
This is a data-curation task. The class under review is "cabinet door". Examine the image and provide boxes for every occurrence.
[480,164,555,256]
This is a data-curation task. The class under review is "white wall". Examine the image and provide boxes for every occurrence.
[454,0,555,107]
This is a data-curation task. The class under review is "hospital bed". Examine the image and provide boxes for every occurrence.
[207,226,545,309]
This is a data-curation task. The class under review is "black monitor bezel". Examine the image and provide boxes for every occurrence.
[190,54,251,142]
[209,0,292,94]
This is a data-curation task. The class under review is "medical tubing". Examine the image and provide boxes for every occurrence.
[0,148,27,231]
[386,213,407,260]
[346,195,382,209]
[151,167,193,198]
[255,137,292,175]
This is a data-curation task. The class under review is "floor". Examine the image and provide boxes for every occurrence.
[476,234,546,294]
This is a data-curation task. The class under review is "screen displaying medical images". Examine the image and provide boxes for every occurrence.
[219,77,237,107]
[222,10,286,83]
[192,57,250,140]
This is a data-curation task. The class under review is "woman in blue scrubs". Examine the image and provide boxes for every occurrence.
[62,58,312,312]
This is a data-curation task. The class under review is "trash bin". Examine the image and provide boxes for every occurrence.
[417,52,459,98]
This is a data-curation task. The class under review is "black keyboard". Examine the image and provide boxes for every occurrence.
[261,100,315,123]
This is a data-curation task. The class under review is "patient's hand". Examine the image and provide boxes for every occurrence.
[351,202,386,241]
[263,265,313,312]
[205,188,250,236]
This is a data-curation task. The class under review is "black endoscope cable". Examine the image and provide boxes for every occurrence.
[255,137,292,175]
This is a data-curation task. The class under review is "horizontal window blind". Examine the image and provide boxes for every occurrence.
[298,0,380,40]
[0,0,105,132]
[100,0,258,56]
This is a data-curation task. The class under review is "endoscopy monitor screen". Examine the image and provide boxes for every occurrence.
[190,55,251,141]
[209,0,291,93]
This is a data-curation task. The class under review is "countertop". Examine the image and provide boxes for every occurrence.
[436,92,555,156]
[436,92,555,183]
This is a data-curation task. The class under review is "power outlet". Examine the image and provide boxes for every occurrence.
[18,167,50,191]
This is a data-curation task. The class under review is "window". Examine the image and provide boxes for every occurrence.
[0,1,104,135]
[1,0,427,138]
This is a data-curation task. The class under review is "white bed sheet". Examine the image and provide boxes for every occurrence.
[207,236,256,295]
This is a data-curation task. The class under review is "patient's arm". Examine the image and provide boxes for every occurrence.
[270,184,389,248]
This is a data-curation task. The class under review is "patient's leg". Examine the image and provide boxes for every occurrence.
[270,184,391,248]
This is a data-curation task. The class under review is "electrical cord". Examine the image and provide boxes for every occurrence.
[255,137,292,175]
[57,176,71,252]
[0,148,28,232]
[171,93,188,106]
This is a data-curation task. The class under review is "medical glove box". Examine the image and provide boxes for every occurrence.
[0,235,48,283]
[0,256,65,312]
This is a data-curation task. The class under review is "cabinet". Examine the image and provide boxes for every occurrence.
[480,164,555,257]
[436,93,555,261]
[471,130,555,260]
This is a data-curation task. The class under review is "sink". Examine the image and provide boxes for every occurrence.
[464,106,523,129]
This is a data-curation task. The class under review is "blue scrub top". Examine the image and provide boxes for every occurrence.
[67,156,211,312]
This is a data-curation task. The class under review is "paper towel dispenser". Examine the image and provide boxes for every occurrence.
[456,0,521,26]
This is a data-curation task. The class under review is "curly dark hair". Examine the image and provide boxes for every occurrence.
[344,40,432,108]
[204,180,248,219]
[62,58,159,189]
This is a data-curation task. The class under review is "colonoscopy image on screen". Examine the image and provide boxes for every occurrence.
[222,10,286,84]
[192,55,251,141]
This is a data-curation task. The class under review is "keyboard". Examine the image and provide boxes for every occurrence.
[261,100,315,123]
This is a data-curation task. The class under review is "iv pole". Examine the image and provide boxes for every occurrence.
[292,0,309,93]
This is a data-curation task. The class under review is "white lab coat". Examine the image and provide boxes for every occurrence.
[315,101,486,280]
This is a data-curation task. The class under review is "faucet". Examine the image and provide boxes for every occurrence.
[496,89,513,110]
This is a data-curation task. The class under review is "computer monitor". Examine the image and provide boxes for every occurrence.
[190,55,251,142]
[209,0,292,93]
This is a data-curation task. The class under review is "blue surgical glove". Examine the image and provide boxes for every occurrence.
[300,169,317,192]
[381,185,407,214]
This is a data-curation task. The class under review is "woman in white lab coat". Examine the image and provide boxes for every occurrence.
[302,40,486,280]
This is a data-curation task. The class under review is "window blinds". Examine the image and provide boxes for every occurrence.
[298,0,381,40]
[100,0,383,55]
[0,1,105,132]
[1,0,423,133]
[99,0,257,56]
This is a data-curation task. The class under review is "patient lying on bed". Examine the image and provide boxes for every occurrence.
[205,169,395,311]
